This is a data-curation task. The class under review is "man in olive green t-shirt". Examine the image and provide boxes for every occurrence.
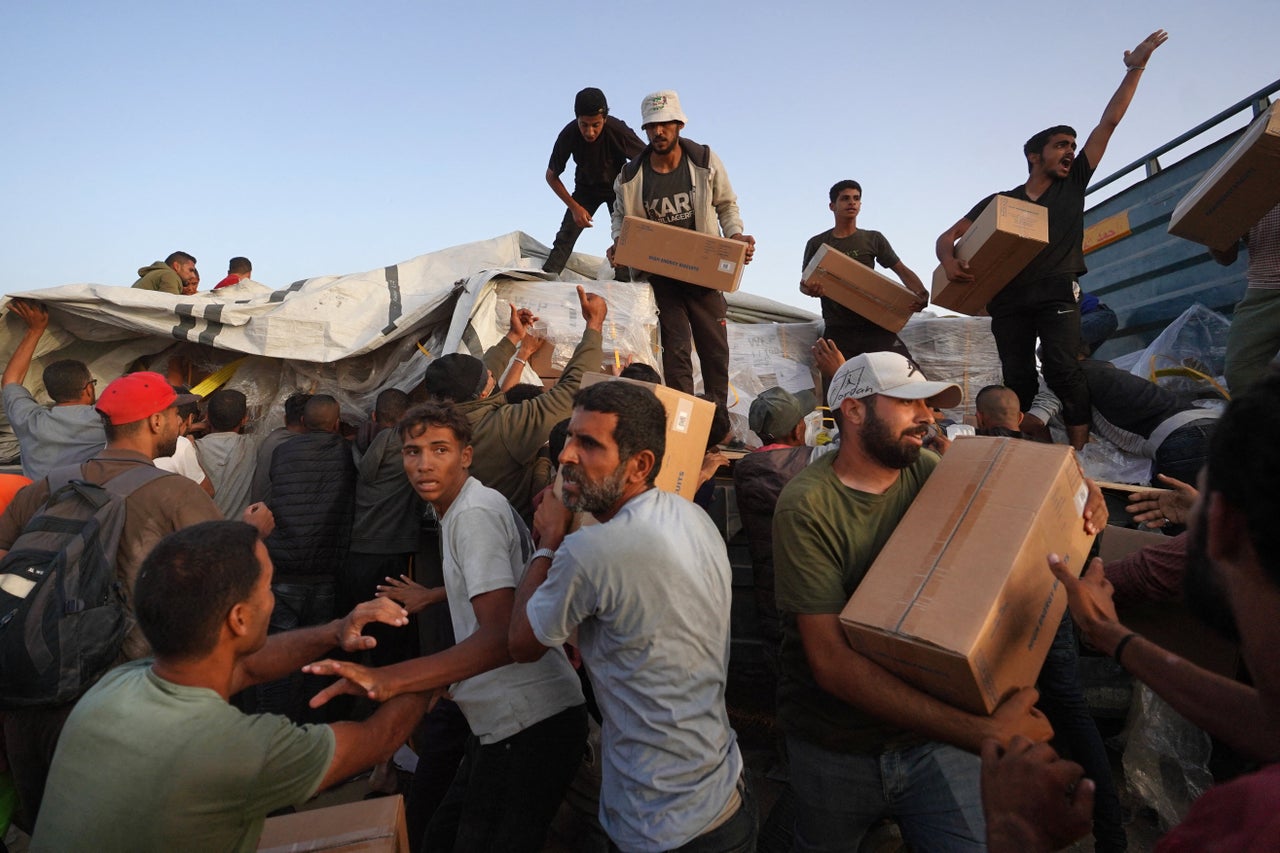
[32,521,433,853]
[772,351,1106,851]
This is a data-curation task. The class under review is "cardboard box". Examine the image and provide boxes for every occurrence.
[258,795,408,852]
[1168,101,1280,251]
[1098,525,1240,678]
[613,215,747,293]
[931,195,1049,316]
[581,373,714,500]
[840,437,1095,714]
[801,244,919,332]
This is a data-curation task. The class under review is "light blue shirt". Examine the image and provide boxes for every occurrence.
[2,383,105,480]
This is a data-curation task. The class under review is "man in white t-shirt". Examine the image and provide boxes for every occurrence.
[509,380,755,853]
[154,384,213,496]
[305,401,586,852]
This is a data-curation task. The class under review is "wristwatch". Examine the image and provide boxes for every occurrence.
[531,547,557,564]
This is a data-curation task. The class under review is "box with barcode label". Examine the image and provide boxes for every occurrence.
[614,215,747,292]
[839,437,1095,713]
[581,373,714,500]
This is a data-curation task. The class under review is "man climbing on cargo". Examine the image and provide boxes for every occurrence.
[131,251,198,294]
[606,89,755,406]
[800,180,929,360]
[541,87,644,277]
[936,29,1169,451]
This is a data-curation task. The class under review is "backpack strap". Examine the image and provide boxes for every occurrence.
[99,463,174,500]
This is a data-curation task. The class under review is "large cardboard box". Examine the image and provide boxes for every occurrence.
[1098,525,1240,678]
[581,373,715,500]
[258,795,409,852]
[931,195,1049,316]
[613,215,747,292]
[801,244,919,332]
[1168,101,1280,251]
[840,437,1095,714]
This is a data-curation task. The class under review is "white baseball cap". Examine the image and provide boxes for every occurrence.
[640,90,687,127]
[828,351,962,409]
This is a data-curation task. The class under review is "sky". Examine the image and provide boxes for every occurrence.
[2,1,1276,315]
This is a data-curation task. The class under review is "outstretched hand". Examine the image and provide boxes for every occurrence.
[1124,29,1168,69]
[305,658,389,705]
[811,338,846,380]
[577,284,607,330]
[376,574,444,615]
[508,304,538,339]
[1127,474,1197,529]
[1047,554,1124,655]
[987,686,1053,748]
[981,736,1095,853]
[9,299,49,333]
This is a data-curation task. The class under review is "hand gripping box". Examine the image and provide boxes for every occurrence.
[839,437,1096,714]
[801,244,919,333]
[614,215,747,292]
[1168,101,1280,250]
[258,795,409,852]
[931,196,1049,316]
[581,373,715,500]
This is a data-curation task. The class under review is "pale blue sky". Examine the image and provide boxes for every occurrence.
[2,1,1275,312]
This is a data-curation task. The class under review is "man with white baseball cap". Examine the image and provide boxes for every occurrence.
[607,89,755,407]
[771,351,1106,851]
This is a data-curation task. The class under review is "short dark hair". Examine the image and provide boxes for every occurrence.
[283,392,312,427]
[573,381,666,486]
[43,359,92,403]
[398,400,473,447]
[172,385,200,422]
[135,521,263,660]
[206,389,248,431]
[228,257,252,275]
[505,383,545,405]
[829,180,862,204]
[619,363,662,384]
[165,251,197,267]
[303,394,340,431]
[102,416,147,442]
[375,388,410,425]
[1206,371,1280,586]
[1023,125,1076,171]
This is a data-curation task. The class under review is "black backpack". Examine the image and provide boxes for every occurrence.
[0,462,170,709]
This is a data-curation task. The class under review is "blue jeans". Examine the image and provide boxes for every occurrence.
[1153,420,1215,487]
[786,735,984,852]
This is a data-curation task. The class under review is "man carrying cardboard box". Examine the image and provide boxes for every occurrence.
[606,89,755,406]
[772,351,1107,851]
[935,29,1168,451]
[509,381,755,852]
[31,521,430,852]
[800,180,929,359]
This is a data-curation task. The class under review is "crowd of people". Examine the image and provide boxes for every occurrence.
[3,23,1280,853]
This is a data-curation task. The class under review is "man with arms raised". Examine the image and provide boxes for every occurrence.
[31,520,428,852]
[305,402,586,852]
[772,351,1106,851]
[509,381,755,852]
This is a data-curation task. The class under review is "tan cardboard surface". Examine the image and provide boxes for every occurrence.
[580,373,714,500]
[801,244,918,332]
[840,437,1095,714]
[614,216,746,292]
[258,795,408,852]
[1169,102,1280,251]
[931,196,1049,316]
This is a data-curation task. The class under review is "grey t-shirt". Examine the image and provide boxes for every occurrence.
[642,155,696,230]
[32,660,335,853]
[526,487,742,852]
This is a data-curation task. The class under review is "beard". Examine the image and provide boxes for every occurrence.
[157,432,180,460]
[1184,500,1241,643]
[862,401,926,470]
[561,461,628,515]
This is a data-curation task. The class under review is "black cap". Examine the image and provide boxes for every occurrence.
[422,354,487,403]
[574,87,608,117]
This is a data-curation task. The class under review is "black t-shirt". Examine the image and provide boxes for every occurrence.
[642,155,696,230]
[802,228,901,328]
[964,151,1095,314]
[547,116,645,191]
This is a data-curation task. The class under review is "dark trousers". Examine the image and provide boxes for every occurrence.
[2,702,75,832]
[254,579,337,723]
[543,185,616,274]
[825,320,913,362]
[406,698,472,852]
[651,275,731,405]
[339,551,418,668]
[424,703,588,853]
[1036,614,1126,853]
[991,300,1090,426]
[1153,420,1216,487]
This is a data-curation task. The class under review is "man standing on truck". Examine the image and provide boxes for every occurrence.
[1213,203,1280,394]
[936,29,1168,450]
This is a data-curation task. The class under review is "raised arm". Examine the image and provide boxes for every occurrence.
[1081,30,1169,169]
[3,299,50,388]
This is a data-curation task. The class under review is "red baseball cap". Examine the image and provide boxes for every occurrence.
[95,372,199,426]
